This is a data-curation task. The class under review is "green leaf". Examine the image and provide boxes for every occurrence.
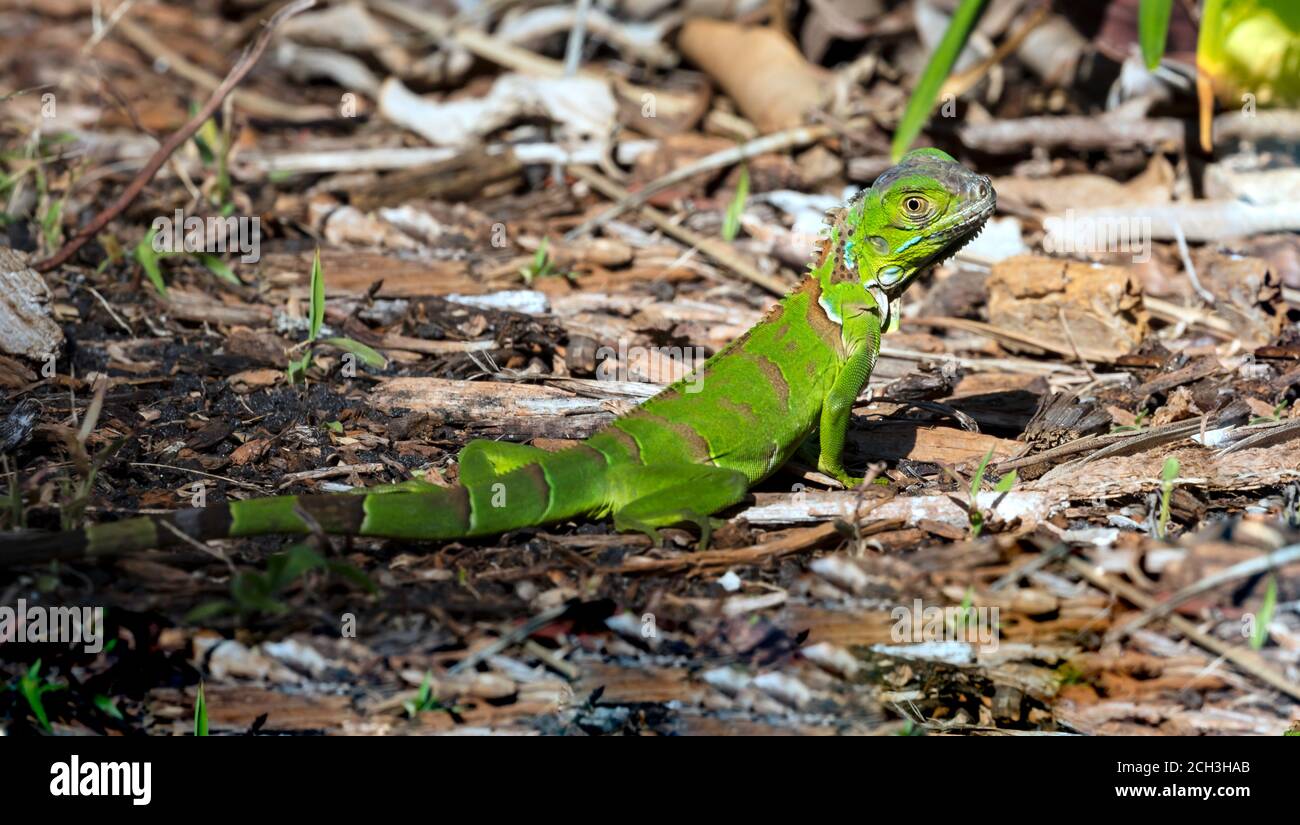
[970,448,994,499]
[193,116,218,166]
[17,658,62,732]
[194,681,208,736]
[134,228,168,296]
[272,544,328,591]
[230,571,286,615]
[891,0,987,160]
[184,599,234,623]
[406,671,440,718]
[308,248,325,343]
[326,559,378,594]
[1139,0,1174,71]
[94,694,125,721]
[40,197,64,249]
[722,166,749,242]
[1157,456,1180,539]
[1251,575,1278,651]
[320,337,388,369]
[286,349,313,384]
[994,469,1017,493]
[197,253,241,286]
[1160,457,1180,482]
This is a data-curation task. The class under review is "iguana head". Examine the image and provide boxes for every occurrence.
[842,148,995,299]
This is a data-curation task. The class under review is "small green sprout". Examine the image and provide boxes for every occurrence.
[949,586,977,636]
[964,449,1015,537]
[404,671,444,718]
[519,237,573,285]
[287,249,388,383]
[134,228,168,296]
[94,694,125,721]
[1156,456,1180,539]
[1250,400,1289,425]
[7,659,64,732]
[722,166,749,242]
[1251,575,1277,651]
[186,541,375,622]
[1111,407,1151,434]
[194,680,209,736]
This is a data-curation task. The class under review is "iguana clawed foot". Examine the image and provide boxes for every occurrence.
[608,463,748,551]
[614,510,726,550]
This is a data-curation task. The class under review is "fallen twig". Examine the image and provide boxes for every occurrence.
[564,121,852,240]
[35,0,318,273]
[1106,543,1300,643]
[567,165,792,296]
[1068,556,1300,702]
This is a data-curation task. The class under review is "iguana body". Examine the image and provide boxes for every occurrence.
[1,150,994,564]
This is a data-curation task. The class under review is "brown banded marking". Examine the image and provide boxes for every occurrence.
[569,442,610,468]
[716,396,761,426]
[520,461,553,515]
[297,494,368,534]
[735,348,789,412]
[359,484,473,538]
[443,485,473,527]
[805,291,847,353]
[592,425,643,465]
[620,409,715,465]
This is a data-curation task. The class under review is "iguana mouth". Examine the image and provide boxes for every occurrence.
[925,186,997,266]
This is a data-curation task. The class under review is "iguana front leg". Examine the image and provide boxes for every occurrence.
[816,308,882,488]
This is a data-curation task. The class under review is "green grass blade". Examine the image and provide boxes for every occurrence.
[308,248,325,343]
[994,469,1017,493]
[197,253,241,286]
[134,229,168,296]
[970,448,993,498]
[891,0,987,160]
[1251,575,1277,650]
[94,694,125,721]
[722,166,749,242]
[1139,0,1173,71]
[194,680,209,736]
[320,337,388,369]
[1161,456,1180,482]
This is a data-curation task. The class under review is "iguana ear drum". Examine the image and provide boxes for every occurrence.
[876,265,904,286]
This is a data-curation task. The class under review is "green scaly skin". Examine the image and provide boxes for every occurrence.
[0,149,994,565]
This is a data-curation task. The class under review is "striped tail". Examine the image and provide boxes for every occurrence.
[0,445,613,567]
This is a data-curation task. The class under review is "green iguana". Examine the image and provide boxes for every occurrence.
[1,149,994,564]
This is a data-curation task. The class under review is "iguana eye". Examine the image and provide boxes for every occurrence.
[902,196,929,218]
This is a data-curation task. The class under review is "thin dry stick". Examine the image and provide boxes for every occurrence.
[1171,220,1216,305]
[35,0,318,274]
[1106,543,1300,643]
[1057,307,1098,381]
[939,2,1050,100]
[562,0,594,77]
[113,15,333,123]
[568,165,792,296]
[565,122,851,241]
[1067,556,1300,702]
